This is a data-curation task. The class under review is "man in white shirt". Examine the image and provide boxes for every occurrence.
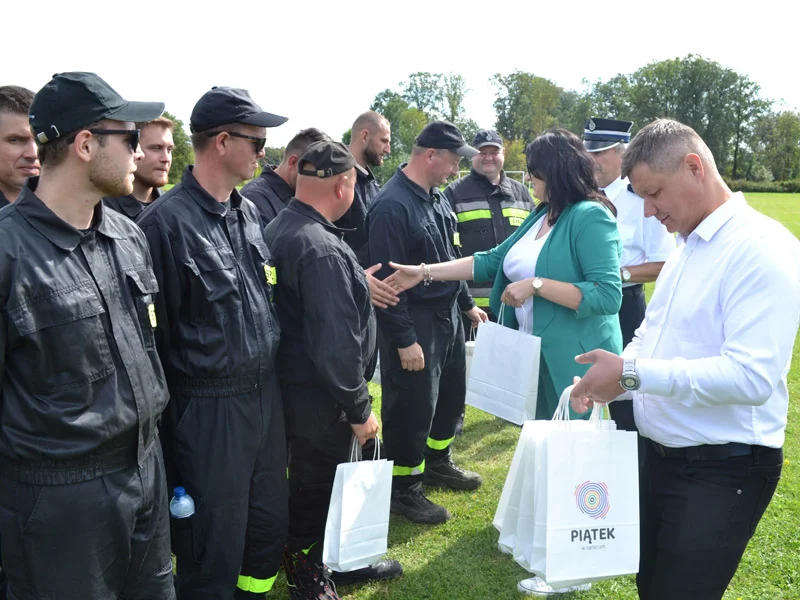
[571,118,800,600]
[583,117,675,433]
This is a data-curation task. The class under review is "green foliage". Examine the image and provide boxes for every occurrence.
[750,111,800,181]
[724,177,800,193]
[164,110,193,184]
[368,58,794,185]
[491,71,562,141]
[502,138,528,174]
[341,129,352,145]
[261,146,284,167]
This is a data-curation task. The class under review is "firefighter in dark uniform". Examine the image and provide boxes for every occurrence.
[368,121,487,525]
[0,85,40,595]
[266,140,403,596]
[136,86,289,600]
[0,72,173,600]
[583,117,675,433]
[338,111,397,386]
[444,129,534,326]
[241,127,331,225]
[104,115,174,219]
[0,86,39,208]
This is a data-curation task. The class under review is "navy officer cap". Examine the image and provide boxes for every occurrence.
[582,117,633,153]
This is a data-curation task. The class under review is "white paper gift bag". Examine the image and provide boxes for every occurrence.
[322,438,393,572]
[465,307,540,425]
[517,387,638,588]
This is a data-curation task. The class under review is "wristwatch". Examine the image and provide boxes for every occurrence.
[619,358,640,391]
[621,268,632,282]
[531,277,544,296]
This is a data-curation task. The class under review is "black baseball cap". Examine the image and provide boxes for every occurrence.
[298,140,360,178]
[415,121,478,158]
[473,129,504,149]
[190,87,288,133]
[29,72,165,145]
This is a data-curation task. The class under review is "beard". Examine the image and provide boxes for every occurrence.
[135,168,169,190]
[364,145,383,167]
[89,151,133,197]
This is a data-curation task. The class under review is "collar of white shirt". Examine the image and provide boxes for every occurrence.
[681,191,744,244]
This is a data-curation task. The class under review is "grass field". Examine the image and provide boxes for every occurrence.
[273,192,797,600]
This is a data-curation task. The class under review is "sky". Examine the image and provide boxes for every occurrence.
[3,0,798,148]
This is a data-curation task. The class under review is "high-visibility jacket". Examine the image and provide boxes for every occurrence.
[444,169,534,308]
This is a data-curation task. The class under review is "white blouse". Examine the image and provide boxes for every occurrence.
[502,213,550,334]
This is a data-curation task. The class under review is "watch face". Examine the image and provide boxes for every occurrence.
[621,376,638,390]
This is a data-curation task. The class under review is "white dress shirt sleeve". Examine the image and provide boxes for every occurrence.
[636,242,800,408]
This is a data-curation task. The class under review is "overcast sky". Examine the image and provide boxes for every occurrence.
[3,0,798,147]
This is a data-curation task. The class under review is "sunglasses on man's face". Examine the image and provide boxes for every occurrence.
[205,130,267,154]
[66,128,141,153]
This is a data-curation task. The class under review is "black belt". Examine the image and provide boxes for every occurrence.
[650,441,755,461]
[622,284,644,297]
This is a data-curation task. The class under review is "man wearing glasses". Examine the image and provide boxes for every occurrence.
[0,72,173,599]
[136,87,289,599]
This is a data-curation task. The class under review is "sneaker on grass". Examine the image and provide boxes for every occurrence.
[517,576,591,596]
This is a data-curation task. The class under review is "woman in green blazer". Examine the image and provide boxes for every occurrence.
[386,129,623,420]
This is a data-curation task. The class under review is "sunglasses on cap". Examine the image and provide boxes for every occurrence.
[66,128,141,153]
[204,130,267,154]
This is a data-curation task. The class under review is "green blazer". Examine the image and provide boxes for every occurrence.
[472,200,623,418]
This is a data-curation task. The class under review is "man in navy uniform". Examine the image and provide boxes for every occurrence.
[583,117,675,433]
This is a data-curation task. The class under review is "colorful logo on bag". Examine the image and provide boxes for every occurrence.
[575,481,610,519]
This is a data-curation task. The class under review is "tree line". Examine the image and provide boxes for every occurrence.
[168,55,800,188]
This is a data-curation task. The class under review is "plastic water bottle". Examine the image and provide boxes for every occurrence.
[169,486,195,519]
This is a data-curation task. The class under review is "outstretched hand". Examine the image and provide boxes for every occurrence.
[364,264,399,309]
[385,262,424,293]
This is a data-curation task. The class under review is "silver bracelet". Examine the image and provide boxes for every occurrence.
[421,263,433,286]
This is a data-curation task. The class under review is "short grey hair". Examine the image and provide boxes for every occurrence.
[621,119,715,178]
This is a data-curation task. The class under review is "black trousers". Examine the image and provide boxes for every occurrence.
[380,303,466,489]
[282,382,353,563]
[637,442,782,600]
[610,285,647,434]
[168,374,288,599]
[0,443,174,600]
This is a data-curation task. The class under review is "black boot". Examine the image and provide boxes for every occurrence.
[423,455,482,491]
[328,558,403,586]
[390,483,451,524]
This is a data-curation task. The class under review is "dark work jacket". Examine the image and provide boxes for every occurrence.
[103,188,163,220]
[0,182,168,476]
[241,166,294,226]
[367,165,474,348]
[334,166,380,266]
[136,166,280,396]
[444,169,533,305]
[265,200,374,425]
[0,190,10,207]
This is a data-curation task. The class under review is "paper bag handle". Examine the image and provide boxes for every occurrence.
[348,435,382,462]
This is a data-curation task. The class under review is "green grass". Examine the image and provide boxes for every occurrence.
[261,193,800,599]
[299,192,800,600]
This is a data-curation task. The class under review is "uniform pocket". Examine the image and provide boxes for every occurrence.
[8,281,114,393]
[126,269,159,350]
[184,249,240,325]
